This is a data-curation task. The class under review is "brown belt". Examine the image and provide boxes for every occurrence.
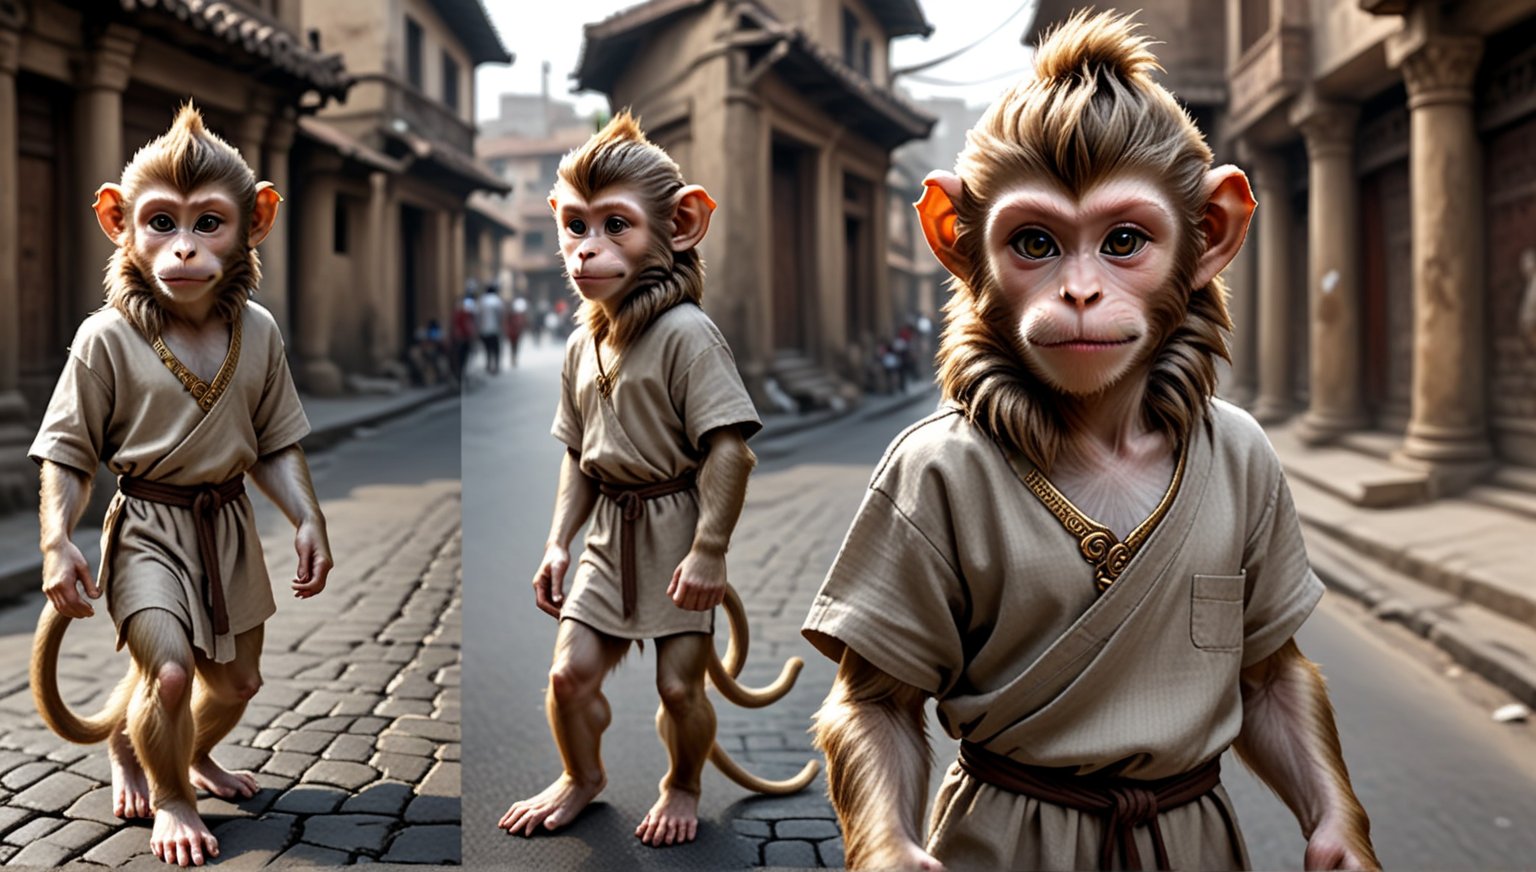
[958,741,1223,871]
[118,475,246,636]
[597,471,696,620]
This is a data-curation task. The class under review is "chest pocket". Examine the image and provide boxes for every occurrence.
[1190,572,1245,651]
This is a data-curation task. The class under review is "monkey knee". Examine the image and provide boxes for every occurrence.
[656,676,703,713]
[548,661,600,704]
[154,662,190,709]
[233,674,262,701]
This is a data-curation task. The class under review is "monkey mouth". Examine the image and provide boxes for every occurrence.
[571,272,621,282]
[1036,335,1138,350]
[158,274,215,285]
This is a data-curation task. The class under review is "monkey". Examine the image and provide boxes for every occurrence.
[498,112,815,848]
[800,12,1379,871]
[29,103,333,867]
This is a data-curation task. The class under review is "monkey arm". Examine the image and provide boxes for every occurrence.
[812,649,942,872]
[248,444,332,597]
[1233,638,1379,870]
[669,426,754,611]
[533,449,598,617]
[38,461,99,618]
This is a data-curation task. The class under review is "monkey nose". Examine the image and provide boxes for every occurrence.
[1059,285,1103,308]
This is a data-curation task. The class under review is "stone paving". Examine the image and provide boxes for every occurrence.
[0,475,462,867]
[712,461,877,869]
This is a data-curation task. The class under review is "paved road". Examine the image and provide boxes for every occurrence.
[0,397,463,866]
[463,338,1536,870]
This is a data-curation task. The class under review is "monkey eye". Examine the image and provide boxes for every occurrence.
[1009,229,1059,260]
[566,219,588,235]
[194,215,223,233]
[1101,228,1148,257]
[148,215,175,232]
[604,216,629,235]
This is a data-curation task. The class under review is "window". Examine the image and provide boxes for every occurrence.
[523,230,545,254]
[333,195,348,255]
[842,8,860,70]
[442,51,460,112]
[405,16,424,89]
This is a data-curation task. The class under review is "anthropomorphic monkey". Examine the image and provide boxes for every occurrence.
[30,104,333,867]
[498,113,814,847]
[801,13,1379,872]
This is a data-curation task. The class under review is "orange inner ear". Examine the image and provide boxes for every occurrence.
[916,182,968,277]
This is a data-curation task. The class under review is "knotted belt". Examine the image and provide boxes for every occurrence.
[597,471,696,620]
[958,741,1223,871]
[118,475,246,636]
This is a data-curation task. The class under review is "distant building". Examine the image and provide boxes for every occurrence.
[574,0,936,408]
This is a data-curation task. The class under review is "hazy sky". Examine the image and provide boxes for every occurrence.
[473,0,1038,121]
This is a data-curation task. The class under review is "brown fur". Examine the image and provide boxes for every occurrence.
[105,103,261,339]
[555,111,704,351]
[935,10,1231,473]
[32,608,135,743]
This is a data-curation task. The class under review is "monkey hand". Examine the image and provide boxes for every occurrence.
[533,544,571,618]
[668,547,726,611]
[1304,814,1380,871]
[855,840,946,872]
[291,519,333,599]
[41,540,98,619]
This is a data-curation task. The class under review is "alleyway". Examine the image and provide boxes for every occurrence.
[0,398,462,866]
[466,339,1536,870]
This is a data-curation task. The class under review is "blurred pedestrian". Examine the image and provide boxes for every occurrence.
[478,283,507,375]
[452,291,476,380]
[506,297,528,367]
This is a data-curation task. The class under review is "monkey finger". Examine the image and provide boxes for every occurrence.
[666,566,682,598]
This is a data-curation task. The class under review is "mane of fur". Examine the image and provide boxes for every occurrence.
[106,102,259,336]
[556,110,704,350]
[936,9,1231,472]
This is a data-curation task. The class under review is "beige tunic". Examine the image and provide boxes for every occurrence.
[803,399,1323,871]
[29,303,310,664]
[552,303,761,640]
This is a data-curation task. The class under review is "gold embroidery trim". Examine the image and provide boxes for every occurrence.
[1022,444,1188,593]
[152,318,242,413]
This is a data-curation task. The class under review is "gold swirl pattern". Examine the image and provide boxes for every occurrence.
[152,318,243,413]
[1023,445,1187,593]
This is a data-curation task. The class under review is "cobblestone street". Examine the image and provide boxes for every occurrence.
[0,401,462,867]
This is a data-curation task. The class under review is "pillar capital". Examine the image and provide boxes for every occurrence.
[1388,32,1482,108]
[79,24,139,92]
[264,115,297,152]
[1290,95,1359,158]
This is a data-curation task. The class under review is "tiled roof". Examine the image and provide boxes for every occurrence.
[119,0,349,99]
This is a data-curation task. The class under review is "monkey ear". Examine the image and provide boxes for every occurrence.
[250,182,283,247]
[671,184,716,252]
[1192,165,1257,291]
[916,171,968,278]
[93,184,129,246]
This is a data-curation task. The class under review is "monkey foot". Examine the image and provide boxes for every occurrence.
[498,773,606,836]
[108,724,152,819]
[150,801,219,866]
[635,786,700,847]
[189,754,259,799]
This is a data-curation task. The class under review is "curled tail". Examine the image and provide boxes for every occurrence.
[709,741,819,795]
[31,606,132,744]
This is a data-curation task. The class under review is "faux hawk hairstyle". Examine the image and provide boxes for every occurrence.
[935,9,1233,472]
[554,111,705,350]
[105,102,261,337]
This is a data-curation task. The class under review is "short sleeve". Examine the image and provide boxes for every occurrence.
[672,343,762,449]
[1240,472,1325,667]
[803,487,966,697]
[551,338,583,451]
[28,354,113,476]
[253,331,311,456]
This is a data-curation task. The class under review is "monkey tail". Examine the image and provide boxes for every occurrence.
[31,606,132,744]
[706,584,804,708]
[709,741,820,796]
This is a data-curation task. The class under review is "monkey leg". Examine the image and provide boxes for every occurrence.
[639,631,714,847]
[124,608,219,866]
[107,711,153,820]
[189,623,264,800]
[499,619,628,836]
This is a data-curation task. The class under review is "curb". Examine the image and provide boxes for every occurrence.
[754,385,939,456]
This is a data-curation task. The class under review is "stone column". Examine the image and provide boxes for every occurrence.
[1387,31,1492,487]
[450,209,466,323]
[74,24,138,322]
[235,105,267,175]
[1250,150,1294,423]
[366,171,396,375]
[1219,212,1257,405]
[0,27,33,509]
[1292,96,1367,441]
[261,116,296,338]
[296,158,345,396]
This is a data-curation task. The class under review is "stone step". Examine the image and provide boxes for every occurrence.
[1271,427,1431,507]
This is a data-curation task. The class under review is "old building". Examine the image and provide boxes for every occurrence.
[573,0,936,407]
[299,0,512,392]
[0,0,349,510]
[1213,0,1536,498]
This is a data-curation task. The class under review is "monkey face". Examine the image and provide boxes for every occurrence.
[131,185,244,311]
[551,182,660,311]
[982,173,1182,397]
